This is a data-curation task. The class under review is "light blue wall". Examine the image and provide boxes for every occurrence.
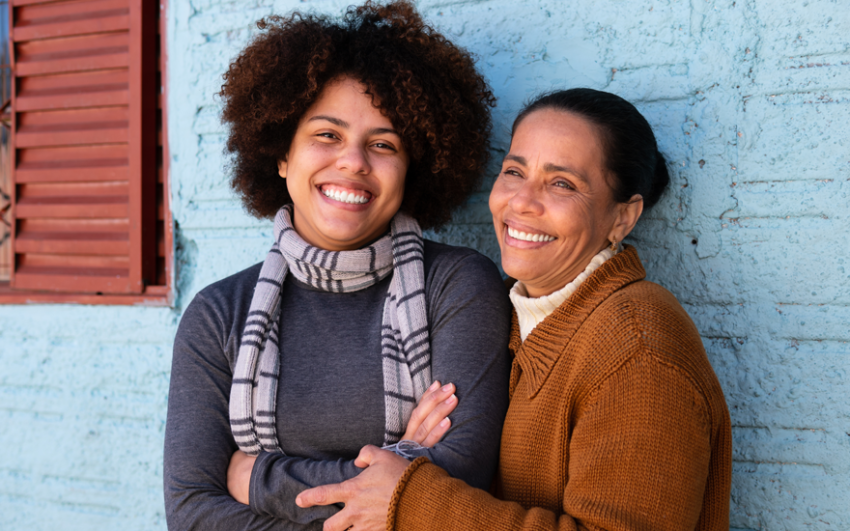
[1,0,848,529]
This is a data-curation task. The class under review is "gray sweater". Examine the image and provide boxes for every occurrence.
[164,241,512,530]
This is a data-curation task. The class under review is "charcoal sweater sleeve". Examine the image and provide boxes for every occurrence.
[164,286,327,531]
[249,247,512,521]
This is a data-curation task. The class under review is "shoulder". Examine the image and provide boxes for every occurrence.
[187,262,263,318]
[423,239,491,272]
[177,262,264,346]
[422,239,511,320]
[579,280,727,418]
[423,239,503,288]
[592,280,704,361]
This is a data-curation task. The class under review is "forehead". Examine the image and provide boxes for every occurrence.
[303,77,390,124]
[509,109,606,173]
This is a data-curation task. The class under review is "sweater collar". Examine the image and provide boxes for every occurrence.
[510,245,618,341]
[508,245,646,398]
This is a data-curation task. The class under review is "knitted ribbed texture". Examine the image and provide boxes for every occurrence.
[510,245,617,341]
[388,246,732,531]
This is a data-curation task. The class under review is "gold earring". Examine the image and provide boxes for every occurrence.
[609,239,617,252]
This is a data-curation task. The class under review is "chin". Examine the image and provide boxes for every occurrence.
[500,257,538,284]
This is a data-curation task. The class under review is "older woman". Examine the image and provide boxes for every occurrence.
[297,88,733,531]
[163,2,511,530]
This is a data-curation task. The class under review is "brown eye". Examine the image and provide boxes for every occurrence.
[372,142,396,151]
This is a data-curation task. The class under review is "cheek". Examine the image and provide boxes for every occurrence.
[387,173,407,204]
[285,169,309,197]
[382,161,408,201]
[488,180,508,218]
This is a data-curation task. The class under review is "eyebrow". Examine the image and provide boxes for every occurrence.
[308,115,349,128]
[543,163,589,183]
[307,115,399,137]
[504,154,589,183]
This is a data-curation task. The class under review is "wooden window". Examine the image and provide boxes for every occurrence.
[0,0,172,305]
[0,1,12,281]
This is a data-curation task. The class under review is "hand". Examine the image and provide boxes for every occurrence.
[402,380,458,447]
[296,445,408,531]
[227,449,257,505]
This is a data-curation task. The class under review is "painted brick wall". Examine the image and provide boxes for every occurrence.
[1,0,847,529]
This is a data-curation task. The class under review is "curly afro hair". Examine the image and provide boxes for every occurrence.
[219,0,496,230]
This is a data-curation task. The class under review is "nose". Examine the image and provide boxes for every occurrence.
[507,179,545,216]
[335,144,371,175]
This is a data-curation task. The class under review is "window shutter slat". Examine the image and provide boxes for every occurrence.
[9,0,157,294]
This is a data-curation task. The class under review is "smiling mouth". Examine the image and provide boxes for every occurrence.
[320,184,372,205]
[507,226,556,243]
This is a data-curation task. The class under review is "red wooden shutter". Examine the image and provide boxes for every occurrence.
[9,0,158,294]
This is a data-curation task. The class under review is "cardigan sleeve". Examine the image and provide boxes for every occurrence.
[390,460,579,531]
[389,358,713,531]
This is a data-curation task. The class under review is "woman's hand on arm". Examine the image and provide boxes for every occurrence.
[297,447,574,531]
[401,381,457,447]
[296,446,409,531]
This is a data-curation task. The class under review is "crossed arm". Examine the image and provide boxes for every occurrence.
[163,252,512,530]
[225,380,459,505]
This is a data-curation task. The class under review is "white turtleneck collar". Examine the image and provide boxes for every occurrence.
[509,244,620,342]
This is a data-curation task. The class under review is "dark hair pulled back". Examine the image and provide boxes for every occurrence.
[512,88,669,210]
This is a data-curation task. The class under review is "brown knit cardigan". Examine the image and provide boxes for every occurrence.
[387,246,732,531]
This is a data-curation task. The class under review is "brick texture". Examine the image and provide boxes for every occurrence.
[0,0,847,529]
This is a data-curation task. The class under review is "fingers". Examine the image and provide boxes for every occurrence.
[320,451,410,531]
[322,511,353,531]
[296,481,349,508]
[411,390,457,447]
[353,444,382,468]
[403,382,456,443]
[421,416,452,447]
[226,450,256,505]
[401,381,440,442]
[420,380,442,402]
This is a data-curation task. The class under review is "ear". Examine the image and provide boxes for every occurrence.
[608,194,644,244]
[277,159,287,179]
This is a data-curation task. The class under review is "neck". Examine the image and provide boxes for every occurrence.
[510,244,620,341]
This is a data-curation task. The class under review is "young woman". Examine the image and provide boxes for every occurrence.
[297,89,733,531]
[163,2,511,529]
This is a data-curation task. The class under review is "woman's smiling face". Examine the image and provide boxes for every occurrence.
[279,77,409,251]
[490,108,623,298]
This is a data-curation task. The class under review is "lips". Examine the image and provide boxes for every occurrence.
[319,184,372,205]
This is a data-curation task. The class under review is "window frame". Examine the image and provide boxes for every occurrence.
[0,0,173,306]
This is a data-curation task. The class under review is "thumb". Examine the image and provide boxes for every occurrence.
[353,444,382,468]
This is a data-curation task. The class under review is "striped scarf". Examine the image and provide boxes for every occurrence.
[229,205,431,455]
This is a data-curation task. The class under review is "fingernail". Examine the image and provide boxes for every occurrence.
[295,496,302,506]
[440,418,450,427]
[442,384,453,392]
[446,394,457,404]
[429,381,440,391]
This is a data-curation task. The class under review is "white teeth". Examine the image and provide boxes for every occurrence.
[507,226,555,243]
[322,187,369,204]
